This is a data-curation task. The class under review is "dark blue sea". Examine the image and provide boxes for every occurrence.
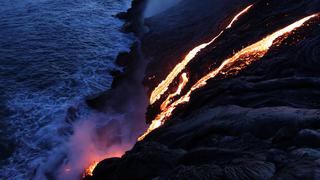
[0,0,132,179]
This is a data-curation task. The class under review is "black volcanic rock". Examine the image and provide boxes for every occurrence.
[116,142,185,180]
[178,148,251,165]
[90,0,320,179]
[86,42,144,111]
[142,0,254,91]
[115,52,131,67]
[294,129,320,148]
[91,158,120,180]
[115,12,128,20]
[119,0,147,36]
[92,142,186,180]
[161,164,224,180]
[92,106,320,179]
[223,159,275,180]
[274,158,320,179]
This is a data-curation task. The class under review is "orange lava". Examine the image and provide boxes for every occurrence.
[139,13,319,141]
[83,161,98,177]
[138,73,189,141]
[160,72,189,111]
[227,5,253,29]
[80,144,128,179]
[149,5,253,105]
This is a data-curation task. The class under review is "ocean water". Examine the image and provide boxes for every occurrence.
[0,0,133,179]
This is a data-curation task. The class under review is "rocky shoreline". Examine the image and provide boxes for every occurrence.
[86,0,320,179]
[86,0,147,111]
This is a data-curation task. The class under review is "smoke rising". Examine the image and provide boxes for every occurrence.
[30,37,148,179]
[144,0,182,18]
[53,42,149,179]
[56,112,142,179]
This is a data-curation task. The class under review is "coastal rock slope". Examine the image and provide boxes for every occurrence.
[90,0,320,179]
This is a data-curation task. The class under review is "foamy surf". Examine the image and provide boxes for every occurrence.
[0,0,133,179]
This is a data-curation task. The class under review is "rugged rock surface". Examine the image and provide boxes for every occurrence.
[89,0,320,179]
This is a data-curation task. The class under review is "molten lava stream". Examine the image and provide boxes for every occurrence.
[149,5,253,105]
[160,72,189,111]
[138,13,319,141]
[84,161,98,177]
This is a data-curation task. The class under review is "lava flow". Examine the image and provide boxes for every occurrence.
[84,161,98,177]
[139,13,319,141]
[149,5,253,105]
[160,72,188,111]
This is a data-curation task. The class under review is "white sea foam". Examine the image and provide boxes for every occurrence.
[0,0,133,179]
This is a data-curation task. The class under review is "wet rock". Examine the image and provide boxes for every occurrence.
[115,52,131,67]
[115,12,128,20]
[65,106,78,124]
[120,0,147,36]
[86,91,111,110]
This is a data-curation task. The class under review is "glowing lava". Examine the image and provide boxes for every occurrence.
[160,72,189,111]
[139,13,319,141]
[84,161,98,177]
[149,5,253,105]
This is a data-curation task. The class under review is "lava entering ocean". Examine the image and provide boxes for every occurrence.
[83,162,98,177]
[139,13,319,141]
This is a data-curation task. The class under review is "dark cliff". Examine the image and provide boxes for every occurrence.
[89,0,320,179]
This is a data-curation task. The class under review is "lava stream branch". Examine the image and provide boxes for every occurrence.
[84,162,98,177]
[139,13,319,141]
[160,72,189,111]
[149,5,253,105]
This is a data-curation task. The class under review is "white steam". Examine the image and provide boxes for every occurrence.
[54,43,149,179]
[57,112,141,179]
